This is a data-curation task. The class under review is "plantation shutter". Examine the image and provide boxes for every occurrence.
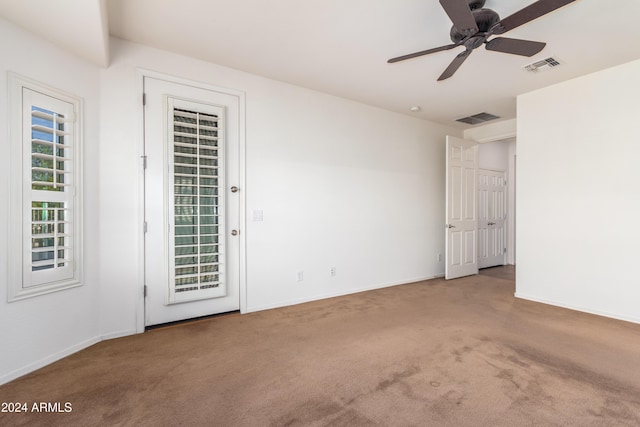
[168,99,227,303]
[23,88,77,287]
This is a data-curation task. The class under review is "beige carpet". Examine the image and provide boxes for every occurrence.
[1,266,640,426]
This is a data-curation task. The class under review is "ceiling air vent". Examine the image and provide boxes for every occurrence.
[456,112,500,125]
[524,57,561,73]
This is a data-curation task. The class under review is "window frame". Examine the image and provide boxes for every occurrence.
[8,73,83,301]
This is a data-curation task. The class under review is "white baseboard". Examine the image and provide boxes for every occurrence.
[246,275,441,313]
[2,275,448,384]
[514,293,640,325]
[101,329,138,341]
[0,328,141,386]
[0,336,101,386]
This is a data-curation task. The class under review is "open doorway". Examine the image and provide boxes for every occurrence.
[445,136,516,279]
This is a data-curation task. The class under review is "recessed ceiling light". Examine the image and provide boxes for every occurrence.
[409,106,422,113]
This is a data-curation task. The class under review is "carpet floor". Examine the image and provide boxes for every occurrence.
[1,266,640,426]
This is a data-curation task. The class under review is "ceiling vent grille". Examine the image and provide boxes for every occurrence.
[524,57,561,73]
[456,112,500,125]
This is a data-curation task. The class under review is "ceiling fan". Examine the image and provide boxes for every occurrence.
[388,0,576,80]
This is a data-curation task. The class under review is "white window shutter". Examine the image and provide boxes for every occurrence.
[24,89,76,287]
[8,74,83,301]
[167,100,227,303]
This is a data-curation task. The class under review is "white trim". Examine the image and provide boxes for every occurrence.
[0,335,100,386]
[136,70,146,333]
[138,68,245,100]
[7,72,84,302]
[476,132,516,144]
[245,275,441,313]
[478,167,506,174]
[136,69,247,324]
[514,293,640,325]
[237,87,247,315]
[100,329,138,341]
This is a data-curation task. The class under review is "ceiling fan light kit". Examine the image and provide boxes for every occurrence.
[388,0,576,80]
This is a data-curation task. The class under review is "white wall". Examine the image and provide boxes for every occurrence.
[99,38,460,336]
[516,59,640,324]
[0,18,102,384]
[478,140,510,171]
[1,20,460,382]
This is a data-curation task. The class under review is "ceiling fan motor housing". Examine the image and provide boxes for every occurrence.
[467,0,486,10]
[450,8,500,44]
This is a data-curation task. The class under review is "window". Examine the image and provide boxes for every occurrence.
[8,74,83,301]
[168,101,227,303]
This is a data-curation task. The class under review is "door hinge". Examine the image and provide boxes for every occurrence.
[141,155,148,169]
[504,248,507,254]
[143,221,148,233]
[144,285,148,297]
[142,93,146,106]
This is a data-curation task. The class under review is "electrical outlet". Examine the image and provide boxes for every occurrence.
[297,271,304,282]
[437,253,442,263]
[330,267,336,277]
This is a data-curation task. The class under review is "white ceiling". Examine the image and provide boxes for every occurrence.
[3,0,640,128]
[0,0,109,67]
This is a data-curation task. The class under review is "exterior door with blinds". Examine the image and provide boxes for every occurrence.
[144,76,241,326]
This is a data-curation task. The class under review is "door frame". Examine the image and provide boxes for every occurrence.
[135,69,247,333]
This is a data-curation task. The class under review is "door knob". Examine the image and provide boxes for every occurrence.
[230,186,239,193]
[446,224,456,229]
[231,229,239,236]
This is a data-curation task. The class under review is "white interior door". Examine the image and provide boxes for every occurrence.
[144,76,241,326]
[478,169,506,269]
[445,135,478,280]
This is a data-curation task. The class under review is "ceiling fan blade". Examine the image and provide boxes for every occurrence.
[438,50,472,81]
[387,44,459,63]
[485,37,546,57]
[439,0,478,35]
[492,0,576,35]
